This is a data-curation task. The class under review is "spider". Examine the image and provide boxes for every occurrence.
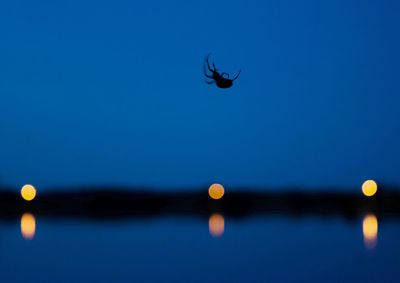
[204,54,241,89]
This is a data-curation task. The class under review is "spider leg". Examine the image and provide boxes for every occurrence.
[203,62,214,78]
[205,53,216,72]
[232,69,241,81]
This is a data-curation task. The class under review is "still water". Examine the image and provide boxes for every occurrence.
[1,215,399,282]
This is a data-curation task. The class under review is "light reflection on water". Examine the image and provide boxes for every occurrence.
[20,213,36,240]
[209,214,224,237]
[0,215,398,282]
[363,214,378,249]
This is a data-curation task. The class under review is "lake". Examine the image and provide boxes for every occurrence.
[1,213,399,282]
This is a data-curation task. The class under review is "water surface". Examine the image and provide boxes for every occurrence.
[1,215,399,282]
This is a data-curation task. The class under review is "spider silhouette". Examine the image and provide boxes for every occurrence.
[204,54,241,89]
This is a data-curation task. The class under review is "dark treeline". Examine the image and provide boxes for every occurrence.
[1,186,400,221]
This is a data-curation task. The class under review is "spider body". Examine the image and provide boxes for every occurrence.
[204,54,241,89]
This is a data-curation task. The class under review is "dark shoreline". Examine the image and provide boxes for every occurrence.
[1,186,400,220]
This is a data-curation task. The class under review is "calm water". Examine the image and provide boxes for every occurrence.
[1,215,399,282]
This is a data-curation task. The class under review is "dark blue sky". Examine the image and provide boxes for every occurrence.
[1,0,399,190]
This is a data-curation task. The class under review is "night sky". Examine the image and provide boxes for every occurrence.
[1,0,399,190]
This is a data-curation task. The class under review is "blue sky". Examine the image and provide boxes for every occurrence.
[1,0,399,190]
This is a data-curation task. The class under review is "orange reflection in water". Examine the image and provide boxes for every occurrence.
[21,213,36,240]
[209,214,224,237]
[363,214,378,249]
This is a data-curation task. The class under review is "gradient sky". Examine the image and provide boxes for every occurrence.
[1,0,399,190]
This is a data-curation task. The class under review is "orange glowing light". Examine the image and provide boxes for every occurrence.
[21,184,36,201]
[363,214,378,249]
[209,214,224,237]
[362,180,377,197]
[208,184,225,200]
[21,213,36,240]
